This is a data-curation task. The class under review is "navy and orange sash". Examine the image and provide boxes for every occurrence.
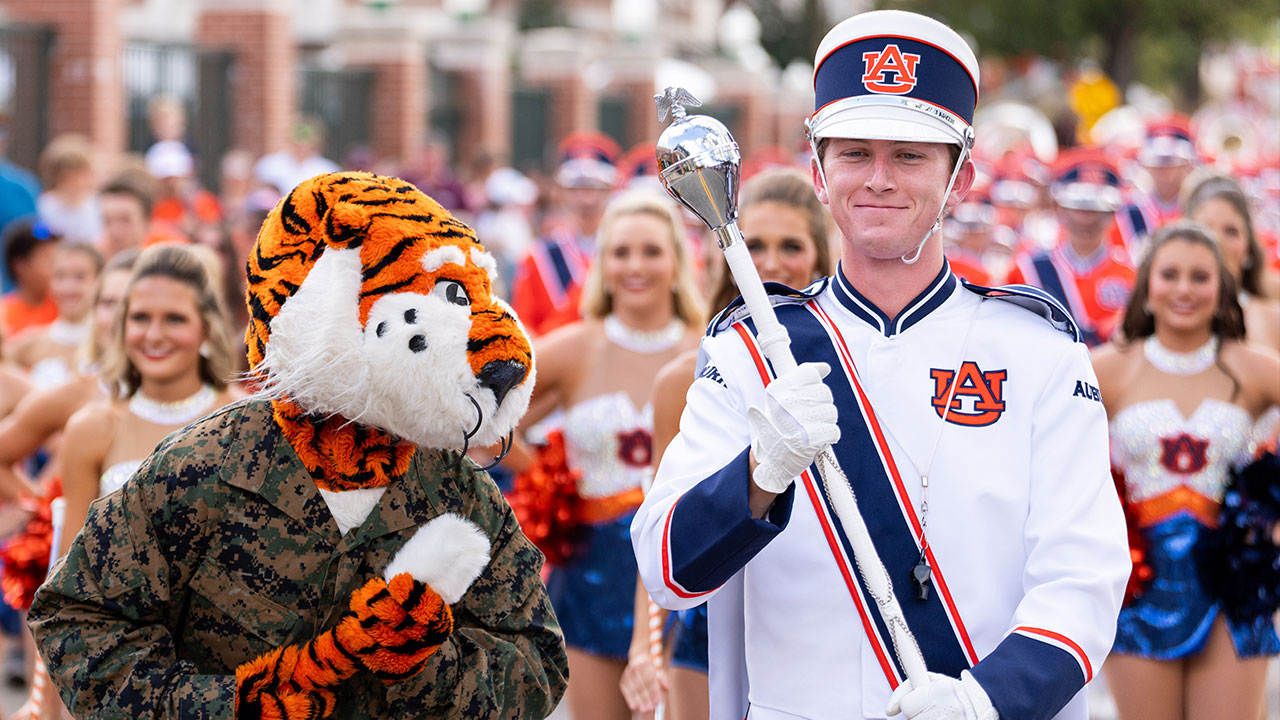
[732,302,979,689]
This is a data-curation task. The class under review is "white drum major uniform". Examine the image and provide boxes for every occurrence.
[632,10,1130,720]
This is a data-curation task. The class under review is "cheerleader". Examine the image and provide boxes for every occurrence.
[57,244,241,554]
[1092,223,1280,720]
[519,190,703,720]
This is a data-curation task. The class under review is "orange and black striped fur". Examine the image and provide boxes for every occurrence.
[245,171,534,491]
[233,173,523,718]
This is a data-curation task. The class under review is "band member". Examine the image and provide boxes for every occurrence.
[1008,149,1136,346]
[632,10,1129,720]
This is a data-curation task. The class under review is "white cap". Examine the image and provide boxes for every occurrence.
[810,10,979,147]
[145,140,194,179]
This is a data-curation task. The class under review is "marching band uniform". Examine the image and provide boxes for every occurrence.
[635,11,1129,720]
[633,269,1129,720]
[1008,149,1136,347]
[510,226,591,336]
[1007,238,1135,347]
[1112,116,1199,263]
[511,132,619,336]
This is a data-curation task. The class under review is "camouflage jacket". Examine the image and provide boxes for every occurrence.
[29,397,567,719]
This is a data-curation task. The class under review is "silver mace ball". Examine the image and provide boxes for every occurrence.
[653,86,743,249]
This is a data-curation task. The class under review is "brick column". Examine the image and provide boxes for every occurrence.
[195,0,295,157]
[520,28,598,157]
[435,21,515,169]
[344,36,426,164]
[6,0,125,156]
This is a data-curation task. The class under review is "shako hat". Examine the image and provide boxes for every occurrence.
[1050,147,1122,212]
[555,131,621,189]
[1138,113,1197,167]
[810,10,979,148]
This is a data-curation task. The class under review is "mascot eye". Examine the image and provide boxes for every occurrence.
[434,278,471,307]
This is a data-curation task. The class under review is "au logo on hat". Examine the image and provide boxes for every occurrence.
[862,44,921,94]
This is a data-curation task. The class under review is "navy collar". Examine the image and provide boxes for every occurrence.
[831,259,958,337]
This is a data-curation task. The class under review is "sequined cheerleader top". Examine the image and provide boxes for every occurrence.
[1110,398,1256,529]
[561,391,654,502]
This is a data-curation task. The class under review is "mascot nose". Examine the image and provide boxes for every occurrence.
[478,359,527,407]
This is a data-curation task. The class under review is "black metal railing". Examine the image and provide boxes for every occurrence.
[122,41,234,191]
[298,65,375,166]
[0,23,55,175]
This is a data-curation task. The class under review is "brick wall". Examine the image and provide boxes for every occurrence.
[5,0,125,157]
[368,56,424,163]
[195,6,295,156]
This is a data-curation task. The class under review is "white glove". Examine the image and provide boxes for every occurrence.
[747,361,840,494]
[885,670,998,720]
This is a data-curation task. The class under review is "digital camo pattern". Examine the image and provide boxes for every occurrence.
[28,397,567,719]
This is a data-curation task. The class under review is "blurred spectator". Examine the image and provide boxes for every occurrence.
[253,117,339,195]
[0,120,41,294]
[145,95,190,147]
[99,174,168,257]
[4,243,101,389]
[1186,173,1280,354]
[1008,147,1136,346]
[1114,115,1199,262]
[218,149,257,221]
[401,136,472,214]
[230,186,283,264]
[35,135,101,245]
[1,219,59,338]
[191,220,249,344]
[511,131,620,336]
[474,167,538,299]
[147,140,220,239]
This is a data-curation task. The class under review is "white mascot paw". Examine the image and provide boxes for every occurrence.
[382,513,491,604]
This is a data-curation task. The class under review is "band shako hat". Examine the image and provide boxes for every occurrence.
[1050,147,1122,212]
[555,131,621,189]
[810,10,979,148]
[1138,114,1197,167]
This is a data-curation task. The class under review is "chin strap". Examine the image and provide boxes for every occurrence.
[901,134,973,265]
[806,118,975,268]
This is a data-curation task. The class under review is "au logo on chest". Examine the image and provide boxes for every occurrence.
[862,44,921,94]
[1159,433,1209,474]
[929,361,1008,426]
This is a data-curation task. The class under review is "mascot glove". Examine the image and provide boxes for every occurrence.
[747,361,840,494]
[885,670,998,720]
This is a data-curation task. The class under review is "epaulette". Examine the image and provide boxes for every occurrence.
[707,278,829,337]
[961,280,1082,342]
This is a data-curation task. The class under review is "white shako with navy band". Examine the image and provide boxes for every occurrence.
[809,10,978,147]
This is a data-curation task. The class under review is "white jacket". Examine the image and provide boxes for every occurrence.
[632,265,1129,720]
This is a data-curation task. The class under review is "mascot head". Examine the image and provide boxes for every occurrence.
[246,172,533,481]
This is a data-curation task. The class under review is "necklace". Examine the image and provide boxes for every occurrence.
[1144,335,1218,375]
[130,384,217,425]
[604,315,685,353]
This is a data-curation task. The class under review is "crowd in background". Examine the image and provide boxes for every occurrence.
[0,39,1276,720]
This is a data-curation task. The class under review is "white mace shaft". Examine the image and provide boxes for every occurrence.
[719,231,930,687]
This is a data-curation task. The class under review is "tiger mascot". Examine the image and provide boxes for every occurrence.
[28,172,568,719]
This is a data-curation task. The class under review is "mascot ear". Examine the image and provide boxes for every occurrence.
[324,201,372,249]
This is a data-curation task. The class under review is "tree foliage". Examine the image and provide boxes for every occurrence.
[886,0,1278,106]
[746,0,830,69]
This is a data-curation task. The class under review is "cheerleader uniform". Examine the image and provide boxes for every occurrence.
[546,391,652,659]
[1110,397,1280,658]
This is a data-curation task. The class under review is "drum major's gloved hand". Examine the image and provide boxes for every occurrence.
[747,361,841,494]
